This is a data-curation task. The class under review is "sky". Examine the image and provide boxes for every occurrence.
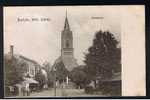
[4,6,121,65]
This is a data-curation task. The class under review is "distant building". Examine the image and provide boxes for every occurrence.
[53,12,78,71]
[4,45,41,78]
[18,55,41,77]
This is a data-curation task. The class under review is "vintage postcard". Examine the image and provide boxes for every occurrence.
[4,6,145,97]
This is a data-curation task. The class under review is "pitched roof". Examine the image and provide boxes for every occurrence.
[19,55,39,65]
[53,56,78,71]
[4,53,41,67]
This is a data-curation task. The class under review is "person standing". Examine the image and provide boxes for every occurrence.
[25,83,30,96]
[21,82,26,96]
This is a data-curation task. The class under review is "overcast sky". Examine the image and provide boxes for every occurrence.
[4,6,121,65]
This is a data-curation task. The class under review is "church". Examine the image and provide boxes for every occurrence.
[53,12,78,72]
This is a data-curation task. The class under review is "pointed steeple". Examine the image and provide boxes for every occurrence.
[64,10,70,30]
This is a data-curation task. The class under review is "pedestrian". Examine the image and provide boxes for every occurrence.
[25,83,30,96]
[21,82,26,96]
[9,86,14,96]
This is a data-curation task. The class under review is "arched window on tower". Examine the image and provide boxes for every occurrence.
[66,40,69,48]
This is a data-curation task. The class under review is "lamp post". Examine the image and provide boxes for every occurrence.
[53,67,56,96]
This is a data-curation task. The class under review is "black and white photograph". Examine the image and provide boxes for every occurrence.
[4,6,145,97]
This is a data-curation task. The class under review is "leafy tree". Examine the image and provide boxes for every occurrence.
[35,69,47,90]
[70,65,89,88]
[47,72,54,88]
[84,30,121,81]
[43,61,51,72]
[54,61,69,83]
[4,56,26,86]
[43,62,54,88]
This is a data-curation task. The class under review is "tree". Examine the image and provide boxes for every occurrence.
[4,56,26,86]
[70,65,89,89]
[84,30,121,81]
[43,61,51,72]
[43,62,53,87]
[35,69,47,90]
[47,72,54,88]
[54,61,68,83]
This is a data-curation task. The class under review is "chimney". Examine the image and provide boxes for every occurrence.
[10,45,14,58]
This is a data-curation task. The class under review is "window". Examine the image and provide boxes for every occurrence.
[66,40,69,48]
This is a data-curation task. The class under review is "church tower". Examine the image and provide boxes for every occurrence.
[61,12,73,58]
[53,11,78,71]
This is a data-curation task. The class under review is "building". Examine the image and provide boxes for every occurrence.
[53,12,78,71]
[4,45,41,96]
[18,55,41,77]
[5,45,41,78]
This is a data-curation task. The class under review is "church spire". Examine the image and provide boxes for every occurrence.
[64,10,70,30]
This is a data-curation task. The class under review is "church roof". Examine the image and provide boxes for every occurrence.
[62,56,78,71]
[53,56,78,71]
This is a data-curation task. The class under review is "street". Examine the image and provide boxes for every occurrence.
[9,88,105,98]
[30,88,96,97]
[28,88,105,97]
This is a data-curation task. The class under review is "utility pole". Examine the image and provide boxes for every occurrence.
[53,66,57,96]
